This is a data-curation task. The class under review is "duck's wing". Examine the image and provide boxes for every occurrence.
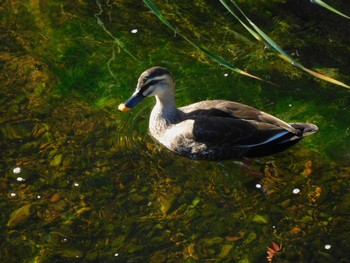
[180,100,298,147]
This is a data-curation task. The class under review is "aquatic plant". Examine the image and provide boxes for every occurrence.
[220,0,350,89]
[312,0,350,20]
[144,0,350,89]
[267,242,283,262]
[143,0,264,81]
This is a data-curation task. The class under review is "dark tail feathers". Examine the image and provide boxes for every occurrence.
[290,123,318,137]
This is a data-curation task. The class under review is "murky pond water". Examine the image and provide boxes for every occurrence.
[1,0,350,262]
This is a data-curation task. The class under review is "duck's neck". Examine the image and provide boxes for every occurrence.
[154,87,177,115]
[150,88,182,130]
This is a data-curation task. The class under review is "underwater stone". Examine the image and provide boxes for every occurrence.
[129,193,147,203]
[159,193,176,214]
[52,200,68,212]
[7,204,33,227]
[0,180,7,190]
[50,193,62,203]
[203,237,224,246]
[251,214,269,224]
[31,124,47,138]
[0,120,36,140]
[243,232,257,246]
[201,202,217,217]
[62,156,74,169]
[56,248,83,259]
[218,244,234,258]
[42,132,53,142]
[20,141,40,153]
[50,154,63,167]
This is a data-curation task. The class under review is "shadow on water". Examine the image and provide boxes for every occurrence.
[1,0,350,262]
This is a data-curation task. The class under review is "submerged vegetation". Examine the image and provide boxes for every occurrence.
[1,0,350,262]
[145,0,350,89]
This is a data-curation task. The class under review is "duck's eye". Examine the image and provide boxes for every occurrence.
[142,79,159,89]
[139,79,160,95]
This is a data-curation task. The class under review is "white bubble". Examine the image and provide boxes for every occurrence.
[325,244,331,250]
[255,183,262,189]
[289,104,292,107]
[13,167,21,174]
[16,177,25,182]
[224,73,229,77]
[293,188,300,194]
[10,193,17,197]
[73,182,79,187]
[37,195,41,199]
[131,29,138,34]
[114,253,119,257]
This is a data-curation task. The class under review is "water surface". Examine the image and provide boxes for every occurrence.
[1,0,350,262]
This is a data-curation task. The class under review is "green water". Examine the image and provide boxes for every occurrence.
[1,0,350,262]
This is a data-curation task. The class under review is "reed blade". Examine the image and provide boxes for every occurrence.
[311,0,350,20]
[221,0,350,89]
[219,0,261,42]
[143,0,265,82]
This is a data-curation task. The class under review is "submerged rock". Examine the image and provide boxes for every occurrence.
[0,120,48,141]
[218,244,234,258]
[50,193,62,203]
[50,154,63,167]
[251,214,269,224]
[7,204,33,227]
[159,193,176,214]
[56,248,83,259]
[0,120,36,140]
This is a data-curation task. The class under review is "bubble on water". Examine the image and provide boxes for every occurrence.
[293,188,300,194]
[13,167,21,174]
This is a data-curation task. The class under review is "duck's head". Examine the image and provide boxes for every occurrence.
[118,67,174,112]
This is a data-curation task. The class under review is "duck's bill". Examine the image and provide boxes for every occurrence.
[118,103,131,112]
[118,93,145,112]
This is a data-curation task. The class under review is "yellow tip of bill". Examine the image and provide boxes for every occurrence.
[118,103,131,112]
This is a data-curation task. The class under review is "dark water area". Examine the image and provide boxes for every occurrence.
[1,0,350,262]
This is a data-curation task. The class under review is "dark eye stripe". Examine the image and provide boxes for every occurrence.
[139,79,159,94]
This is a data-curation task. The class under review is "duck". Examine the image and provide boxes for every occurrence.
[118,67,318,160]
